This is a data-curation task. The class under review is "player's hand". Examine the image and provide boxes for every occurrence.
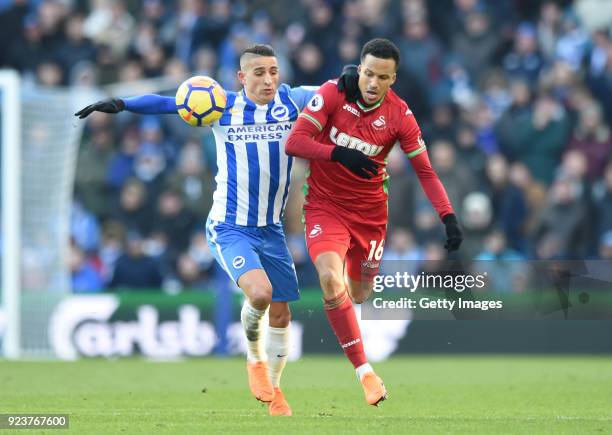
[337,64,360,103]
[331,146,378,179]
[443,213,463,252]
[74,98,126,119]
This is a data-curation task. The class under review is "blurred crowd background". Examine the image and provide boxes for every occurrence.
[1,0,611,293]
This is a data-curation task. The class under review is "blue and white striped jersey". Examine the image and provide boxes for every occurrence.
[208,83,315,226]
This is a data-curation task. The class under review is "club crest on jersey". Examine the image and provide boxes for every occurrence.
[232,256,245,269]
[309,224,322,238]
[329,126,384,156]
[372,115,386,130]
[343,103,360,117]
[307,94,324,112]
[271,105,289,121]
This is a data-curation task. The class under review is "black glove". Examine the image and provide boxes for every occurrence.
[74,98,125,119]
[336,64,360,103]
[331,146,378,179]
[443,213,463,252]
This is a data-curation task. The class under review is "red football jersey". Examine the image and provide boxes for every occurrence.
[298,80,427,211]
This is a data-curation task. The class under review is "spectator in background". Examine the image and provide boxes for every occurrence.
[555,11,590,71]
[71,200,102,254]
[503,22,544,87]
[510,94,571,185]
[480,70,512,122]
[451,6,500,84]
[110,178,152,236]
[535,175,590,258]
[382,228,422,262]
[469,99,500,155]
[75,117,115,218]
[70,240,104,293]
[426,140,477,210]
[98,221,125,284]
[107,126,139,191]
[176,232,215,289]
[567,103,612,180]
[423,102,459,144]
[558,149,589,198]
[460,192,493,260]
[508,162,547,238]
[192,0,233,56]
[541,60,580,109]
[413,205,443,247]
[56,14,97,78]
[473,229,527,293]
[83,0,135,59]
[109,231,163,289]
[433,54,477,109]
[496,79,533,158]
[483,154,528,252]
[36,61,64,87]
[537,1,563,61]
[0,0,28,68]
[398,15,443,91]
[133,141,168,207]
[166,140,214,219]
[151,188,198,262]
[291,42,328,85]
[587,31,612,125]
[456,124,487,177]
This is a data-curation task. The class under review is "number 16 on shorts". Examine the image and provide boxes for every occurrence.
[367,239,385,261]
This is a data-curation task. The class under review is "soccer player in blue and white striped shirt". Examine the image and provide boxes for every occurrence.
[76,44,330,416]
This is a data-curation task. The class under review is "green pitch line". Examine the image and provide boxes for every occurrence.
[1,356,612,434]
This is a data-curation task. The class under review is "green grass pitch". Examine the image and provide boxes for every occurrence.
[2,356,612,434]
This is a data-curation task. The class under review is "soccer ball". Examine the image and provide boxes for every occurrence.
[175,76,227,126]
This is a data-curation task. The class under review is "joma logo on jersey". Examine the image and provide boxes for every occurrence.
[342,104,360,117]
[329,127,384,156]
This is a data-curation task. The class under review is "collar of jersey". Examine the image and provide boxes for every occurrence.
[356,96,385,112]
[241,89,275,109]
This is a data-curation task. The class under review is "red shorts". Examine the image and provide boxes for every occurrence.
[304,202,387,282]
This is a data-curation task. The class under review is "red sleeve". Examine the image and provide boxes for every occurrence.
[285,115,335,160]
[396,101,427,159]
[409,150,455,220]
[285,81,339,161]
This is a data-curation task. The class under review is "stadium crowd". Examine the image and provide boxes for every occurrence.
[1,0,611,292]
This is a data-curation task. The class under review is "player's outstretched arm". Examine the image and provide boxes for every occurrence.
[74,94,177,119]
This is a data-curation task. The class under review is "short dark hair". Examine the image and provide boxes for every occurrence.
[242,44,276,58]
[360,38,400,69]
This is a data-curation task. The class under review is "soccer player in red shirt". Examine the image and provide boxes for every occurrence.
[285,38,462,406]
